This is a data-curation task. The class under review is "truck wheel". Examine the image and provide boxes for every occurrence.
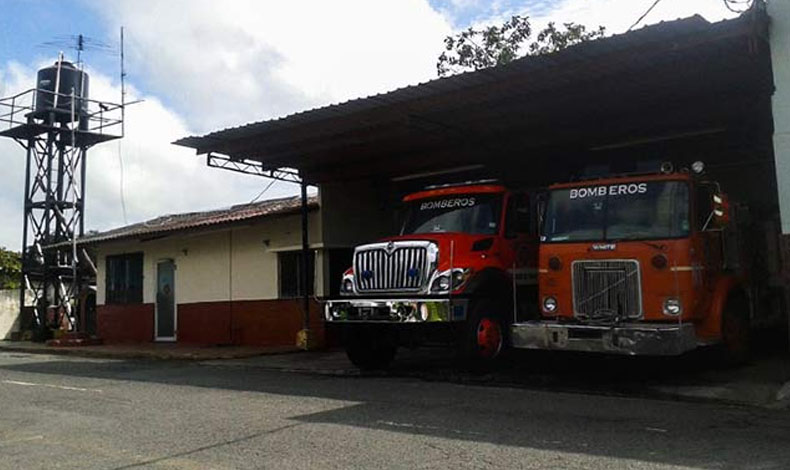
[460,300,507,365]
[344,325,397,371]
[720,294,751,366]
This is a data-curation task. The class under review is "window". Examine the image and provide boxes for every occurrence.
[542,181,690,242]
[278,250,315,298]
[401,194,503,235]
[105,253,143,304]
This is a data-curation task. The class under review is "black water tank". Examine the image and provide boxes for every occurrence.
[35,61,89,122]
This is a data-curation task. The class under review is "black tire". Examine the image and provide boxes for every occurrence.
[720,293,751,366]
[458,299,508,367]
[344,325,397,371]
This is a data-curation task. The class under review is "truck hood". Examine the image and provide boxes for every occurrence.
[376,232,496,269]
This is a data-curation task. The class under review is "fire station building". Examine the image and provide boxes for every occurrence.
[84,3,790,346]
[84,195,332,345]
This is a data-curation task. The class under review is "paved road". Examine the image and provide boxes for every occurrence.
[0,351,789,470]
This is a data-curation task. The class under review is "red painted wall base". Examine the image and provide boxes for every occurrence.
[97,304,155,343]
[97,299,325,347]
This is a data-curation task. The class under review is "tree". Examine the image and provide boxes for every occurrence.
[437,16,606,77]
[0,247,21,290]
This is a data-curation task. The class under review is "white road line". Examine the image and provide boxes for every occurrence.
[645,427,668,433]
[377,420,484,437]
[1,379,103,393]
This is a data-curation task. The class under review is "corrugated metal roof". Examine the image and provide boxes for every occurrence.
[173,7,771,186]
[73,195,319,246]
[173,13,740,152]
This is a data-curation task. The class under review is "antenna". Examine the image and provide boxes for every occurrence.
[38,34,116,67]
[120,27,126,135]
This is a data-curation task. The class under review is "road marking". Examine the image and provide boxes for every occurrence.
[1,379,103,393]
[645,427,668,433]
[377,420,484,437]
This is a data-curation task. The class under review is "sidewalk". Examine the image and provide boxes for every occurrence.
[0,340,300,361]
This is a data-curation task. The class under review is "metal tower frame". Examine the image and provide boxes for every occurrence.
[0,58,124,333]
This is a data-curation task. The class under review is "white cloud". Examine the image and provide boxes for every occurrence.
[89,0,453,133]
[459,0,738,35]
[534,0,737,34]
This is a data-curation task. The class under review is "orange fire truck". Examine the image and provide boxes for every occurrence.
[511,162,777,361]
[325,182,538,369]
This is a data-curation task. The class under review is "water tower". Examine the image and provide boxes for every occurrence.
[0,55,124,335]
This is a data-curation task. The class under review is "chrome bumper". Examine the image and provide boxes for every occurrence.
[510,321,697,356]
[324,298,468,323]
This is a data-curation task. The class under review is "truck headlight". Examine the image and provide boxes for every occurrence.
[431,275,451,292]
[340,277,354,295]
[430,268,471,293]
[663,298,682,316]
[542,296,558,313]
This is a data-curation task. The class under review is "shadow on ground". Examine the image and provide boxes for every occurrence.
[1,331,789,468]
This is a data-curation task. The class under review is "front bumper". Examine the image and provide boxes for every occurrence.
[510,321,697,356]
[325,298,468,323]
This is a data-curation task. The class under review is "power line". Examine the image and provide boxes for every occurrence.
[628,0,664,32]
[249,178,278,204]
[117,140,128,225]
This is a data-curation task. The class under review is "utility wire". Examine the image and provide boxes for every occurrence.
[249,178,278,204]
[628,0,664,32]
[117,139,128,224]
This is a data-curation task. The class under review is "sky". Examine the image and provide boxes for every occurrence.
[0,0,741,250]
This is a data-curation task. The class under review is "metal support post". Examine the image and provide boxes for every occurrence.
[301,180,310,331]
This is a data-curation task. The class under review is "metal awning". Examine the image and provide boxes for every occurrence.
[174,9,773,185]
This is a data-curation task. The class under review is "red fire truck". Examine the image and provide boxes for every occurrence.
[511,162,782,362]
[325,182,538,369]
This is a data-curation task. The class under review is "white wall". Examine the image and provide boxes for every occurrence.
[770,0,790,233]
[0,289,29,339]
[96,210,324,306]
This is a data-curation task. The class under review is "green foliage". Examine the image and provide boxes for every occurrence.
[437,16,606,77]
[0,247,22,290]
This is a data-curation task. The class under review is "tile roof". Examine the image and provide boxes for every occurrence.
[73,195,318,246]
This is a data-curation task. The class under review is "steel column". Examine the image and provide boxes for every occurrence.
[301,180,310,331]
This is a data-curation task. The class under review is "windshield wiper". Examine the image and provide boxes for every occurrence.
[608,237,665,251]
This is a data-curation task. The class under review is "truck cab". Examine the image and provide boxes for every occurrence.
[511,163,752,359]
[325,182,538,369]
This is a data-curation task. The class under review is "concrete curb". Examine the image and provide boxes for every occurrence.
[0,342,303,361]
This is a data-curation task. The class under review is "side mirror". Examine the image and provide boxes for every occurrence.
[711,193,730,229]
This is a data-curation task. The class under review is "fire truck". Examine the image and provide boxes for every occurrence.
[325,182,538,369]
[511,162,780,362]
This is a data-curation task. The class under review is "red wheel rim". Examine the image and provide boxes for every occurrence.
[476,318,502,358]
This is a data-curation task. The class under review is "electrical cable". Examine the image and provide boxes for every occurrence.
[249,178,278,204]
[117,139,128,224]
[628,0,664,32]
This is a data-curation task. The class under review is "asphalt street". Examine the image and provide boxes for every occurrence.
[1,351,789,470]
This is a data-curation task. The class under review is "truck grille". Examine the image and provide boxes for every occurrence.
[572,260,642,320]
[354,243,433,292]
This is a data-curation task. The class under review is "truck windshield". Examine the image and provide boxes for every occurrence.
[541,181,690,242]
[402,194,502,235]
